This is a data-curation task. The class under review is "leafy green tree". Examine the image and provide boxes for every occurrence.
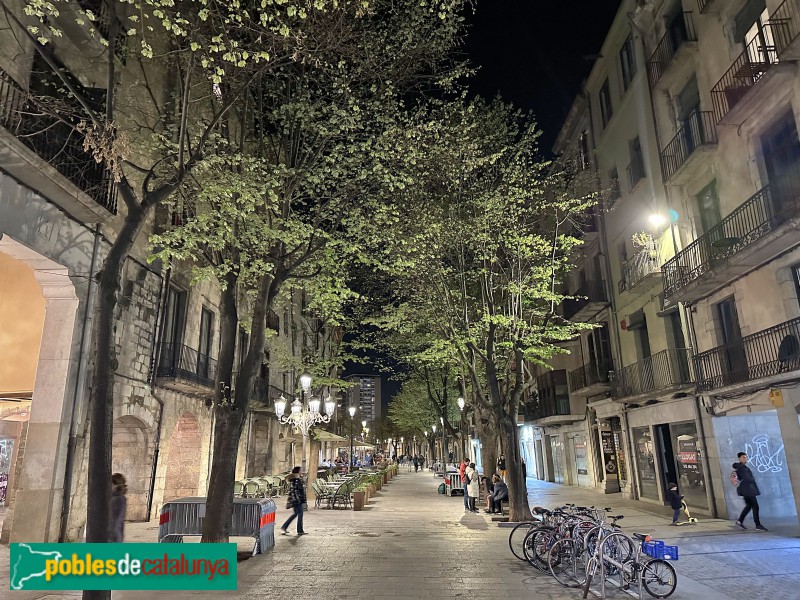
[371,98,595,521]
[151,0,471,540]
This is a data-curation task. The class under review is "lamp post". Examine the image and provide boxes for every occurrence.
[348,405,356,468]
[431,424,437,465]
[457,397,465,461]
[440,415,447,466]
[424,430,428,463]
[274,371,335,476]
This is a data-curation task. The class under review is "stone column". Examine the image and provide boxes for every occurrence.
[9,272,78,542]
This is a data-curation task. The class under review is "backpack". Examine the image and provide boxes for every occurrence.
[437,483,446,494]
[730,470,740,487]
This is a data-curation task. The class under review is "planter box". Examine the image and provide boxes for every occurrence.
[353,490,365,511]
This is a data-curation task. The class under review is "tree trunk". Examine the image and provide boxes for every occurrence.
[84,204,147,600]
[306,437,320,505]
[202,273,279,541]
[475,409,498,480]
[498,413,531,522]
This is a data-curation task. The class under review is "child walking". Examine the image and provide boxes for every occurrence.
[667,482,683,525]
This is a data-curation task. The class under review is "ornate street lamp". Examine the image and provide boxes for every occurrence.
[348,405,356,468]
[274,372,335,475]
[457,397,465,461]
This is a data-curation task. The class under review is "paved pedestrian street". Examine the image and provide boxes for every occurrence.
[3,470,800,599]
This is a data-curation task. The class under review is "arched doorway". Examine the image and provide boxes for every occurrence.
[112,415,152,521]
[0,235,78,543]
[163,413,201,501]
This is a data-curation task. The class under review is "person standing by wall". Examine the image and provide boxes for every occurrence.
[281,466,308,536]
[733,452,768,531]
[497,454,506,481]
[110,473,127,542]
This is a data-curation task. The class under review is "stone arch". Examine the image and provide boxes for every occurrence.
[162,413,201,502]
[112,415,153,521]
[0,234,78,543]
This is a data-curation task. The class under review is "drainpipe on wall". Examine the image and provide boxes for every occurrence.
[146,389,165,520]
[59,225,101,542]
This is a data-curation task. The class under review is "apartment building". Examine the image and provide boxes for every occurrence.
[344,375,383,425]
[0,3,329,543]
[531,0,800,523]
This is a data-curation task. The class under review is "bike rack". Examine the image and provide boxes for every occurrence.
[583,531,643,600]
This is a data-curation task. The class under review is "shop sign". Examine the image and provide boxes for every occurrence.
[601,430,617,474]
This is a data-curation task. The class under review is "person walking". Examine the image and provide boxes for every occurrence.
[666,482,683,525]
[459,457,470,511]
[497,454,507,480]
[110,473,127,542]
[280,466,308,536]
[487,474,508,514]
[465,462,479,513]
[733,452,767,531]
[413,455,419,472]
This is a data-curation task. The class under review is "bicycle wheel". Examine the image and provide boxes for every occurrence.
[523,527,555,572]
[600,534,635,575]
[548,539,587,588]
[641,559,677,599]
[509,521,535,561]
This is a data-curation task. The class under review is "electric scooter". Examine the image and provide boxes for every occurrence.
[673,499,698,525]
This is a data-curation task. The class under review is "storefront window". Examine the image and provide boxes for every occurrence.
[671,421,707,509]
[0,438,14,505]
[611,419,627,484]
[633,427,658,500]
[574,436,589,487]
[549,435,564,484]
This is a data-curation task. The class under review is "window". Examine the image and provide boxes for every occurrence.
[608,167,620,204]
[628,136,645,188]
[620,35,637,90]
[599,79,613,128]
[579,131,591,170]
[161,286,186,351]
[633,427,658,500]
[696,181,721,235]
[199,307,214,359]
[734,0,767,44]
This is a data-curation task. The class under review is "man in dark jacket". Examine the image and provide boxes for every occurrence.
[488,474,508,514]
[733,452,767,531]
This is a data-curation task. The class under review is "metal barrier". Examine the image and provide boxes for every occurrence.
[444,472,464,496]
[158,497,276,555]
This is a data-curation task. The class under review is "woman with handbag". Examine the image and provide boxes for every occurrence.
[280,466,308,536]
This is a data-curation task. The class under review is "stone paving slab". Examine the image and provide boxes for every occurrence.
[4,472,800,598]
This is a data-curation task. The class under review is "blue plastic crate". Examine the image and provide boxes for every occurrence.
[662,545,679,561]
[641,540,665,558]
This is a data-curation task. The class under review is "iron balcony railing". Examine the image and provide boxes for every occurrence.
[663,158,800,298]
[613,349,693,399]
[660,111,717,181]
[711,31,780,123]
[0,65,117,213]
[534,370,570,419]
[77,0,127,61]
[156,343,218,387]
[771,0,800,55]
[619,240,662,294]
[563,280,608,320]
[694,316,800,391]
[569,359,613,393]
[648,12,697,87]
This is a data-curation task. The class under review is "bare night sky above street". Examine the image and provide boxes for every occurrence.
[464,0,621,151]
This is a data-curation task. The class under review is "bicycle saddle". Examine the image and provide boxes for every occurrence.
[611,515,625,520]
[533,507,548,515]
[632,532,650,541]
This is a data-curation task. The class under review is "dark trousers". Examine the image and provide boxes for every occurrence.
[739,496,762,527]
[463,482,469,509]
[282,503,304,533]
[491,497,505,513]
[672,508,681,523]
[468,496,476,511]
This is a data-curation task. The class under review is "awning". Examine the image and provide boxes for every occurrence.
[312,430,349,443]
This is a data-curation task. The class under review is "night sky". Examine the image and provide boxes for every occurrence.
[345,1,621,404]
[464,0,621,151]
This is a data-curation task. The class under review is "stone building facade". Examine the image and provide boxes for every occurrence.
[531,0,800,524]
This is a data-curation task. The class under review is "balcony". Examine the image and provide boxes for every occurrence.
[569,359,613,396]
[156,343,218,393]
[563,280,609,322]
[663,159,800,302]
[647,12,698,88]
[618,241,662,295]
[532,370,583,425]
[709,9,800,126]
[695,317,800,392]
[0,65,117,220]
[612,349,693,401]
[660,111,717,184]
